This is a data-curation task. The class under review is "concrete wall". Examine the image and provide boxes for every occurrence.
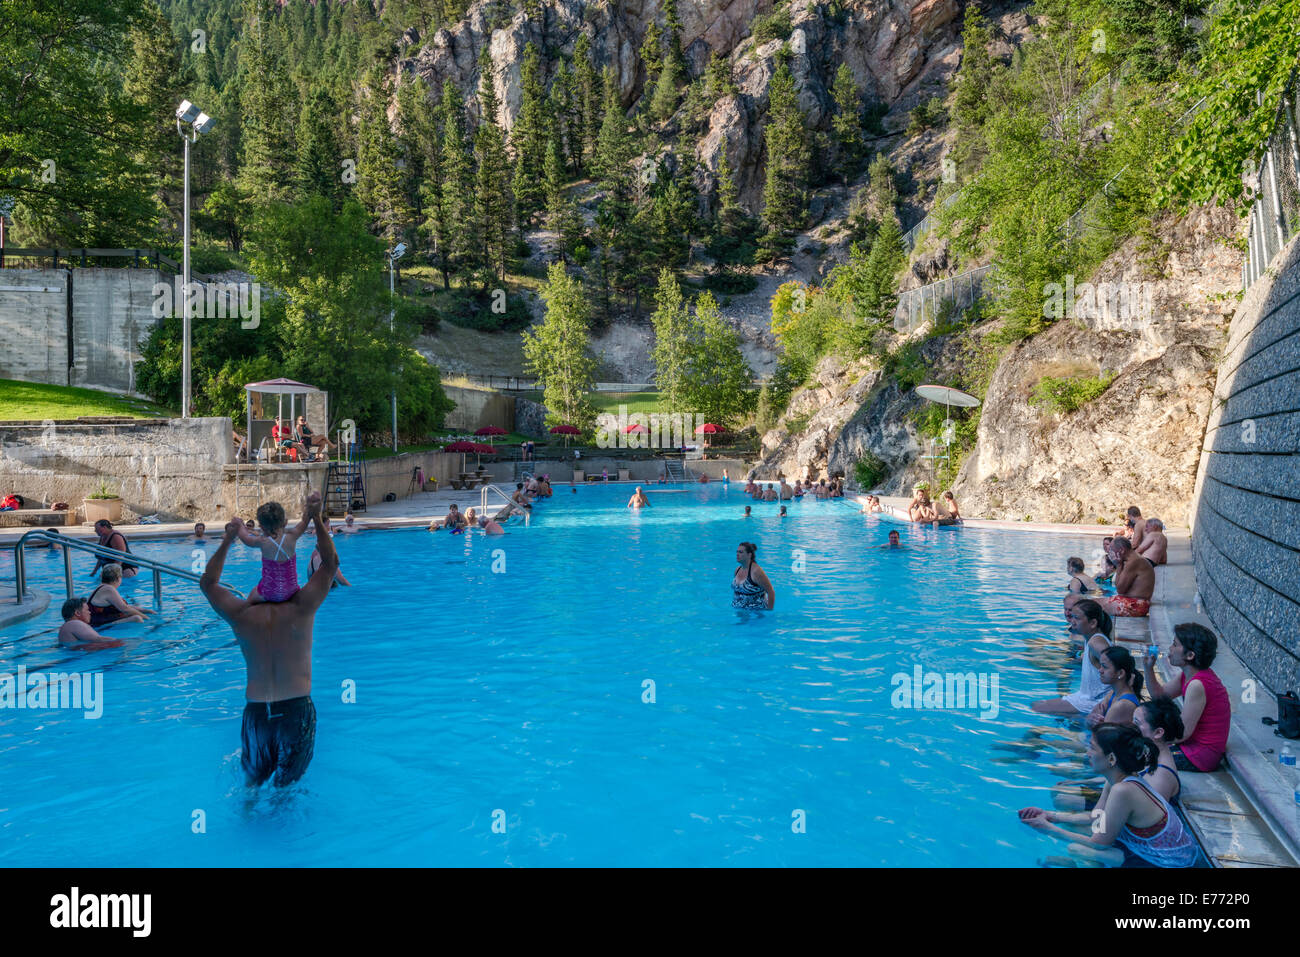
[443,385,515,433]
[513,457,748,483]
[0,416,230,521]
[0,267,166,393]
[219,451,468,518]
[1191,233,1300,694]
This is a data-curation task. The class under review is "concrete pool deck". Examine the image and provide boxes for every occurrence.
[3,484,1297,866]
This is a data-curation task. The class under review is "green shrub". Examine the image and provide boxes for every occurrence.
[751,7,792,44]
[190,245,241,274]
[884,342,929,391]
[906,96,947,135]
[437,288,533,332]
[702,271,758,295]
[1029,372,1116,415]
[853,452,887,490]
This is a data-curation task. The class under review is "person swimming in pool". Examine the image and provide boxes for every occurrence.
[732,541,774,610]
[627,487,651,508]
[743,506,752,517]
[237,500,310,603]
[57,597,126,651]
[878,530,905,549]
[194,522,207,543]
[200,492,337,788]
[779,505,788,517]
[308,517,351,588]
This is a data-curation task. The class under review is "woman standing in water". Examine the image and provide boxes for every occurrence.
[732,542,775,610]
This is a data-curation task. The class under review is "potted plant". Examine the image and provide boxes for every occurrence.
[83,480,123,524]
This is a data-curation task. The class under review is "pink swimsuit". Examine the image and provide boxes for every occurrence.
[257,534,300,602]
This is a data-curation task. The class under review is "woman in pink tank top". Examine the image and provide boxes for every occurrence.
[1142,623,1230,771]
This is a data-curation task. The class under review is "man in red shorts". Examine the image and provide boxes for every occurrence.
[1099,536,1154,616]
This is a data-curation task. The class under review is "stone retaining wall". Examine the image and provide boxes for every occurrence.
[1191,233,1300,693]
[0,417,229,522]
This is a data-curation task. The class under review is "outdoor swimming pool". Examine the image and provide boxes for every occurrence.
[1,484,1113,866]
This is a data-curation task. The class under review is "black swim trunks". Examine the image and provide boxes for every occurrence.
[241,695,316,787]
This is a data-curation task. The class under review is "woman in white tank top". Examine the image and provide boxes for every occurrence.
[1031,599,1115,716]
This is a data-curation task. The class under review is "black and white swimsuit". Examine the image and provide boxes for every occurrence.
[732,564,766,610]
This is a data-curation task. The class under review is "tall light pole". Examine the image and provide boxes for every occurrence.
[176,100,214,418]
[387,242,406,453]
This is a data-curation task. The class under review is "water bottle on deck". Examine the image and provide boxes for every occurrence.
[1281,745,1299,832]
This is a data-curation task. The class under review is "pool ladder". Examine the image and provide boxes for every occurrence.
[10,528,245,611]
[479,483,522,519]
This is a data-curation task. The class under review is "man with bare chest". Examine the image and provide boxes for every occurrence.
[200,492,337,787]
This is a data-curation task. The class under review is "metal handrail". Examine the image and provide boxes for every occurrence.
[480,484,520,515]
[11,528,244,610]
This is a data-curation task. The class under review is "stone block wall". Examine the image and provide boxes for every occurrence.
[1192,234,1300,693]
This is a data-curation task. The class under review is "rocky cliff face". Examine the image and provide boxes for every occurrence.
[751,203,1245,523]
[404,0,965,213]
[954,205,1242,525]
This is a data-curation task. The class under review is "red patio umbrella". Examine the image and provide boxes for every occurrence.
[475,426,507,437]
[695,422,724,448]
[469,443,498,469]
[625,423,649,433]
[549,423,581,447]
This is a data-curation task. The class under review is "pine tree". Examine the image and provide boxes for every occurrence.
[951,4,997,173]
[651,0,685,121]
[522,263,598,432]
[511,43,549,227]
[549,60,580,176]
[594,67,630,186]
[640,22,663,88]
[397,79,438,251]
[355,68,413,249]
[432,80,475,288]
[758,57,810,261]
[123,1,191,219]
[860,213,906,318]
[706,148,757,269]
[474,49,514,289]
[236,0,299,205]
[545,131,586,262]
[830,63,862,183]
[296,84,347,210]
[574,34,603,171]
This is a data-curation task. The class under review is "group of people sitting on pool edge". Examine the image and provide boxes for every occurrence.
[1064,504,1168,620]
[1008,518,1229,867]
[907,483,962,527]
[741,474,845,501]
[429,478,543,531]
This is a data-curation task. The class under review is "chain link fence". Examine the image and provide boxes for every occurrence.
[893,265,995,334]
[1243,71,1300,289]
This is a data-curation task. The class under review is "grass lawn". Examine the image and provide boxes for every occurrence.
[0,379,174,420]
[517,391,663,416]
[360,429,533,461]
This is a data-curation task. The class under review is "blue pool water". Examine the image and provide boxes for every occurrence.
[1,484,1110,866]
